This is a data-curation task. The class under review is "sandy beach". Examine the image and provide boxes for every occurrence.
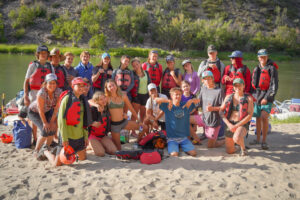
[0,123,299,200]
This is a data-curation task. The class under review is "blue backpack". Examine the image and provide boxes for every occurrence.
[12,120,32,148]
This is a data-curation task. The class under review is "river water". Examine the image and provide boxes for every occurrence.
[0,53,299,102]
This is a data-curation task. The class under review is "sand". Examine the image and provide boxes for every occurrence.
[0,123,300,200]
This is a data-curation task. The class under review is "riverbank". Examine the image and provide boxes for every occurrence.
[0,123,299,199]
[0,44,297,61]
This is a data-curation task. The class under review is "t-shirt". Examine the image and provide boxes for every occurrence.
[181,93,195,105]
[138,74,148,94]
[29,87,62,113]
[145,93,167,122]
[159,101,195,138]
[63,65,78,77]
[183,71,200,95]
[198,86,224,127]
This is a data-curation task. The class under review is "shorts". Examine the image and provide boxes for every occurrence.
[167,138,195,154]
[158,121,166,131]
[132,93,149,106]
[111,119,128,133]
[68,137,85,152]
[225,121,249,138]
[28,109,56,137]
[253,102,272,117]
[194,115,220,140]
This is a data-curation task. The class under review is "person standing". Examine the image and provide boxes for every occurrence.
[198,45,225,89]
[250,49,278,150]
[62,52,78,89]
[182,59,200,95]
[49,48,68,91]
[221,50,251,96]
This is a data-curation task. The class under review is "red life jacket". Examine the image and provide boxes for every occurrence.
[162,68,180,89]
[29,61,53,90]
[89,108,111,138]
[53,65,67,89]
[93,66,113,90]
[114,68,132,91]
[228,65,247,83]
[203,59,222,83]
[252,67,271,91]
[224,93,249,121]
[146,62,162,86]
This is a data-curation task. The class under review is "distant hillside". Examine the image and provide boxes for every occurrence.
[0,0,299,54]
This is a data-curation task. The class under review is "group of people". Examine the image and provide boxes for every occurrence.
[20,44,278,166]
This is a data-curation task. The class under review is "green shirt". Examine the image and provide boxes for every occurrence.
[138,74,148,94]
[58,95,88,142]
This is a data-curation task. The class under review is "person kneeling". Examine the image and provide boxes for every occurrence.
[44,77,92,166]
[155,87,199,157]
[219,78,253,156]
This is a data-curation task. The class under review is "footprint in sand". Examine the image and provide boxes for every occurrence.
[68,187,75,194]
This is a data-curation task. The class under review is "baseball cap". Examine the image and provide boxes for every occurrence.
[207,45,217,53]
[45,73,57,82]
[150,50,158,54]
[228,50,243,58]
[36,45,49,53]
[257,49,268,56]
[148,83,157,92]
[166,55,175,62]
[233,78,244,85]
[102,52,111,59]
[202,71,214,79]
[182,59,191,66]
[72,77,87,87]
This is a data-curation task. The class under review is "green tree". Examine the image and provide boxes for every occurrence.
[89,33,107,49]
[0,13,6,42]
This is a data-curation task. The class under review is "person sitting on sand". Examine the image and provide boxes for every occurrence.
[43,77,92,166]
[27,73,62,160]
[190,71,225,148]
[219,78,253,156]
[88,91,117,156]
[104,79,147,150]
[155,87,199,157]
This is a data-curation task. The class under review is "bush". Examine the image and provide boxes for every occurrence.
[51,12,83,46]
[14,28,25,39]
[8,5,35,29]
[80,1,109,35]
[89,34,107,49]
[113,5,149,43]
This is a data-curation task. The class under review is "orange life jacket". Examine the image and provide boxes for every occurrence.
[93,66,113,91]
[53,65,67,89]
[161,68,180,89]
[228,65,247,84]
[89,107,111,138]
[114,68,132,91]
[146,62,162,86]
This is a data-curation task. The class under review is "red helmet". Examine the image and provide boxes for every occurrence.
[0,134,13,143]
[60,145,76,165]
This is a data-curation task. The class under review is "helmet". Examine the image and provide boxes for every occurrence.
[60,145,76,165]
[0,133,13,143]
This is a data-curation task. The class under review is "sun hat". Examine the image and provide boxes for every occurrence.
[182,59,191,66]
[207,45,217,53]
[102,52,111,59]
[228,50,243,58]
[202,70,214,79]
[45,73,57,82]
[36,45,49,53]
[166,55,175,62]
[49,48,66,61]
[148,83,157,92]
[257,49,268,56]
[71,77,87,87]
[233,78,245,85]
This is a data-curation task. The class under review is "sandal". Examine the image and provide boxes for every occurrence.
[36,145,49,161]
[261,142,269,150]
[249,139,260,145]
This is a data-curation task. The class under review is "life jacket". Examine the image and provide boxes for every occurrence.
[130,71,151,98]
[161,68,180,89]
[53,65,67,89]
[93,66,113,91]
[224,93,249,121]
[61,91,92,128]
[29,61,54,90]
[89,107,111,138]
[203,59,222,83]
[146,62,162,86]
[228,65,247,83]
[114,67,132,91]
[252,66,271,91]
